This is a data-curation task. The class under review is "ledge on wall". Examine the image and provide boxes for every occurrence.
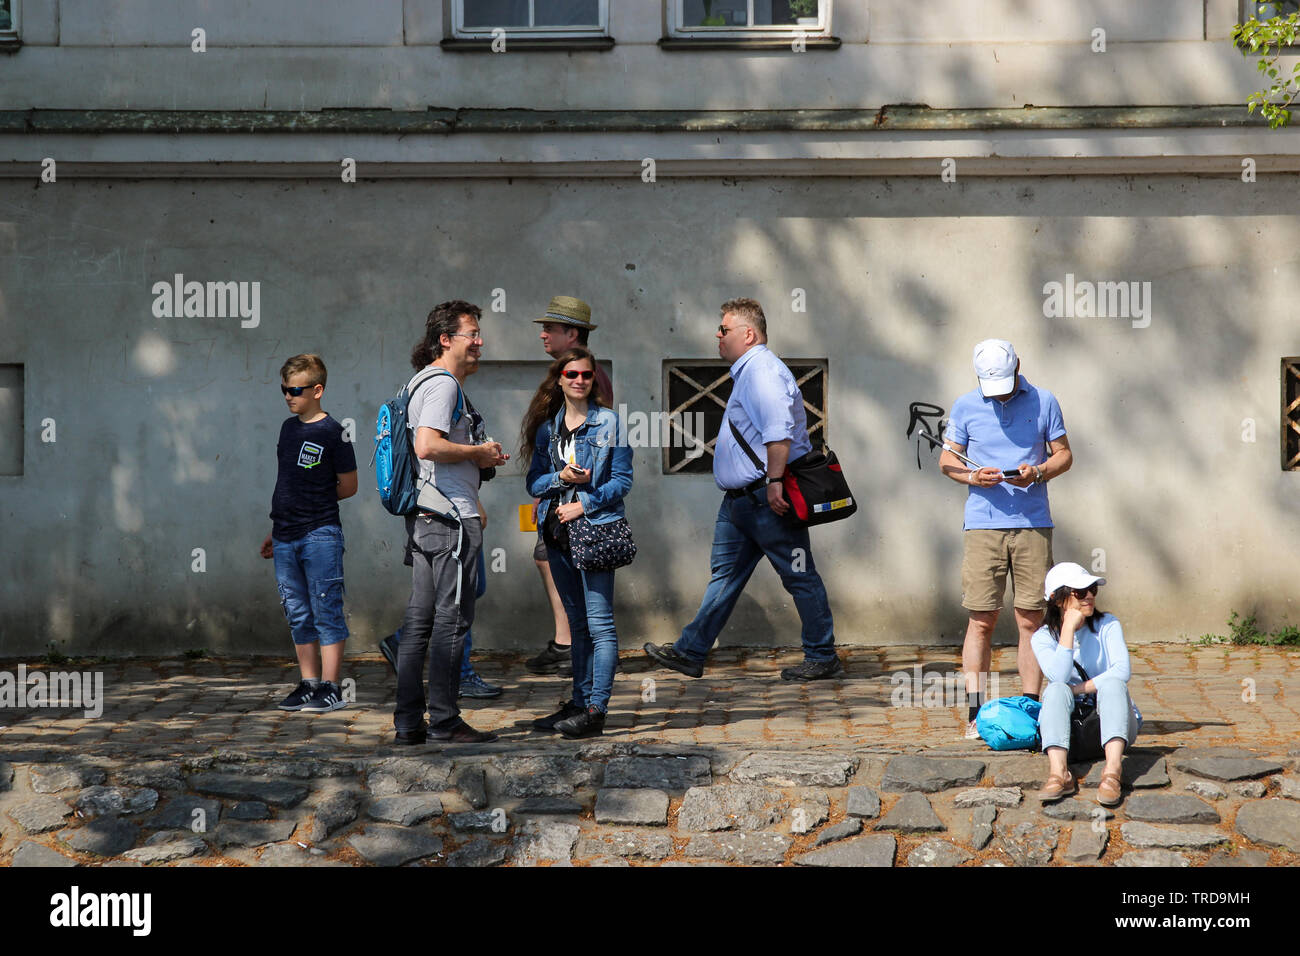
[658,36,840,51]
[440,37,615,52]
[0,36,20,54]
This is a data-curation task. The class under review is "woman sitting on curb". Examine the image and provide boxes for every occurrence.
[520,347,633,739]
[1031,561,1142,806]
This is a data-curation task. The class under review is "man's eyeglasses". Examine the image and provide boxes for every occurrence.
[718,324,739,336]
[281,384,318,396]
[562,370,595,381]
[450,332,483,343]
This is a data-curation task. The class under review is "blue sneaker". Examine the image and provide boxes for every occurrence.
[458,671,503,699]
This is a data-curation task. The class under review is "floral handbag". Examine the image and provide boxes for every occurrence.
[567,516,637,572]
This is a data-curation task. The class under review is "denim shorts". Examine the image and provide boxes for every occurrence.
[272,524,349,646]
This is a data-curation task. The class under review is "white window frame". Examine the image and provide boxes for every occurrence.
[670,0,831,39]
[452,0,609,40]
[0,0,20,39]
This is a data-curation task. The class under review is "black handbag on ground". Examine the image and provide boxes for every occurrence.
[1067,661,1105,761]
[729,421,857,526]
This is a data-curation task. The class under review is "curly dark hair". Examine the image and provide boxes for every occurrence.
[517,347,606,462]
[411,300,482,370]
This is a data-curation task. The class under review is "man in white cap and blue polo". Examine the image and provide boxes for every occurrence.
[938,339,1073,738]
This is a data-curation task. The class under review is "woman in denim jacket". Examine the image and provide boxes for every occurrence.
[519,347,633,738]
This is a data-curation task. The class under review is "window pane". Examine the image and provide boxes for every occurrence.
[1256,3,1300,18]
[534,0,600,27]
[683,0,749,28]
[755,1,819,25]
[462,0,529,28]
[0,0,11,32]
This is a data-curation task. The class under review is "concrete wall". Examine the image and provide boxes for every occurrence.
[2,174,1298,655]
[0,1,1276,110]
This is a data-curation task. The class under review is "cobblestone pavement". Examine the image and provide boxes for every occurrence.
[0,645,1297,867]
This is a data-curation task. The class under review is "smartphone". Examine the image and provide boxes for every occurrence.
[1001,469,1022,479]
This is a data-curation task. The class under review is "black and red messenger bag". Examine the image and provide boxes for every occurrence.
[729,421,857,526]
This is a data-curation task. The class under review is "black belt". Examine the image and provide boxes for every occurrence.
[724,477,766,500]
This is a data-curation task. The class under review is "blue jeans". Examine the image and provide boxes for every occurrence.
[548,547,618,713]
[1038,677,1140,751]
[676,493,836,664]
[272,525,348,647]
[393,547,485,678]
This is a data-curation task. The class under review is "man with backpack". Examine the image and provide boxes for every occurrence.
[393,300,508,745]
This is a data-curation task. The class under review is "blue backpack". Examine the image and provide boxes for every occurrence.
[975,696,1042,751]
[372,367,464,516]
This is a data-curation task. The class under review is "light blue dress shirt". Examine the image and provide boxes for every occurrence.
[713,345,814,491]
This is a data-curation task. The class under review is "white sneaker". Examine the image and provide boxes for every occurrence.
[963,719,980,740]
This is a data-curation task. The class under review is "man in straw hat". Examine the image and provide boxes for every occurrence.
[525,295,614,677]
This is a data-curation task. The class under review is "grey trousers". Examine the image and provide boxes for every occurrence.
[394,513,482,733]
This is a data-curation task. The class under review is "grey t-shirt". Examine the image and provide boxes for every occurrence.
[407,367,480,518]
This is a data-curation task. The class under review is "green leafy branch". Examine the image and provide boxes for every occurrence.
[1233,11,1300,128]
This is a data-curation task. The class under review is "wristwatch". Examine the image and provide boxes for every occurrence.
[767,476,784,484]
[1033,466,1044,484]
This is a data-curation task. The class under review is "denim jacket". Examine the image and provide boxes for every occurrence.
[527,405,632,527]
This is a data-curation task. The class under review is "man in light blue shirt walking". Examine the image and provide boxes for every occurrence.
[939,339,1073,738]
[644,298,841,681]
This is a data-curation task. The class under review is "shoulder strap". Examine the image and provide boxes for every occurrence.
[417,367,465,425]
[728,418,764,471]
[1072,661,1091,683]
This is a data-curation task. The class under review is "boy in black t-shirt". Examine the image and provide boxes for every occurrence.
[259,354,358,713]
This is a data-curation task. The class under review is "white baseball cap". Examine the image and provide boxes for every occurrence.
[972,339,1018,397]
[1043,561,1106,600]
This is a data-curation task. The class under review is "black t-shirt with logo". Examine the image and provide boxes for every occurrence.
[270,415,357,542]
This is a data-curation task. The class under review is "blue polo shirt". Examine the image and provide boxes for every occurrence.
[713,345,813,491]
[944,376,1066,529]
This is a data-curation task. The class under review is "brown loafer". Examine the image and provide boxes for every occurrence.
[1097,770,1123,807]
[1036,770,1076,803]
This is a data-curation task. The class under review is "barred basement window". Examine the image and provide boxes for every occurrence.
[662,359,827,474]
[1283,357,1300,471]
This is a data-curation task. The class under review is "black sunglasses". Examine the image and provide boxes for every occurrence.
[281,384,318,396]
[1065,583,1099,599]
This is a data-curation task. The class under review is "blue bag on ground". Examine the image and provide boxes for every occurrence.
[975,695,1042,751]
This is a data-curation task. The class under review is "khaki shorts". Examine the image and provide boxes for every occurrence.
[961,528,1053,612]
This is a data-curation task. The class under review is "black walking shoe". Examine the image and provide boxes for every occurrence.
[532,699,585,732]
[394,728,427,746]
[277,680,317,711]
[780,656,844,681]
[300,681,347,713]
[642,642,704,678]
[555,706,606,739]
[526,640,572,674]
[458,672,504,699]
[378,633,399,672]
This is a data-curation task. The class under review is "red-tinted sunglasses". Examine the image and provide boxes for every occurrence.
[562,370,595,381]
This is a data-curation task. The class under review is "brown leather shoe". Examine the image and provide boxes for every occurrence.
[429,721,498,743]
[1097,770,1123,807]
[1036,770,1076,803]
